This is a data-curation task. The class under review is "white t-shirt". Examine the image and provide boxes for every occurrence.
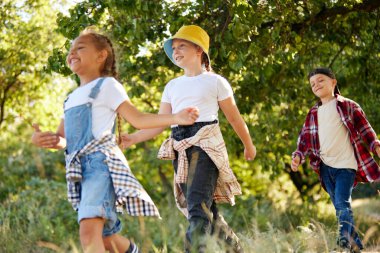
[161,72,233,123]
[318,98,358,170]
[64,77,129,139]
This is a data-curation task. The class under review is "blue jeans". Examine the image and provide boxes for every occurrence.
[320,163,363,249]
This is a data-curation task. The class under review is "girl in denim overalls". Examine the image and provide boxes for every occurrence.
[31,28,199,253]
[123,25,256,252]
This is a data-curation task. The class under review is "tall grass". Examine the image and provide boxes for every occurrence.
[1,178,379,252]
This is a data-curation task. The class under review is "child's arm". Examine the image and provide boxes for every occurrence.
[219,97,256,161]
[291,119,310,171]
[352,103,380,158]
[120,102,173,148]
[31,120,66,149]
[291,133,303,172]
[117,100,198,130]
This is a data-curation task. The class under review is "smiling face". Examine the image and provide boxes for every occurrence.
[309,73,337,102]
[66,35,106,77]
[171,39,203,69]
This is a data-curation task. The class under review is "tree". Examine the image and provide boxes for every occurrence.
[0,0,74,201]
[0,0,72,130]
[50,0,380,199]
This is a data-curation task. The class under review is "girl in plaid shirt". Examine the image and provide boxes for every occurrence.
[31,28,199,253]
[291,67,380,253]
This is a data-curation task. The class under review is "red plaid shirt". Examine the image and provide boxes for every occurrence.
[293,95,380,184]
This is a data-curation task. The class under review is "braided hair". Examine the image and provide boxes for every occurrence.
[201,52,211,72]
[80,27,119,79]
[79,27,123,145]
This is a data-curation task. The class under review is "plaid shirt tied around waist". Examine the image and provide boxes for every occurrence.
[65,134,160,217]
[158,123,242,216]
[293,95,380,185]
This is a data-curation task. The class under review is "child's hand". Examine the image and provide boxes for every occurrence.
[120,133,137,149]
[244,144,256,161]
[31,123,60,149]
[291,155,301,172]
[376,146,380,158]
[175,107,199,125]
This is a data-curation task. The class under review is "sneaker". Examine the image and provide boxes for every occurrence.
[350,244,362,253]
[231,243,244,253]
[351,239,364,252]
[337,238,351,252]
[336,238,361,253]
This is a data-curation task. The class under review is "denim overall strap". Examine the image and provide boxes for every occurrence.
[64,78,106,154]
[88,78,105,100]
[89,77,116,133]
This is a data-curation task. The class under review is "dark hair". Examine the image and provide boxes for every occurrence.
[80,27,119,80]
[308,67,340,95]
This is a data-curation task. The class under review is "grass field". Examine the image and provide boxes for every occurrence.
[1,178,379,253]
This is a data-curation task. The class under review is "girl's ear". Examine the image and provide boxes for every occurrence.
[97,49,108,63]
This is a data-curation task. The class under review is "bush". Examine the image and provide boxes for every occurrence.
[0,178,78,253]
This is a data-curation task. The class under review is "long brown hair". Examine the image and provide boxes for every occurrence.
[79,27,123,145]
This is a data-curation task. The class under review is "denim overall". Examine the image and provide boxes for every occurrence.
[64,78,121,236]
[172,120,240,252]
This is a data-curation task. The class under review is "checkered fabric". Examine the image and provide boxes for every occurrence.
[293,94,380,185]
[66,134,160,217]
[158,123,242,216]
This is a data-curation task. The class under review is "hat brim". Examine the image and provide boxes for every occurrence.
[163,38,210,68]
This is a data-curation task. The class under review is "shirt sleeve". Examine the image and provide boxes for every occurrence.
[101,78,129,111]
[216,75,234,101]
[161,81,171,103]
[292,111,313,164]
[352,102,380,152]
[292,123,308,164]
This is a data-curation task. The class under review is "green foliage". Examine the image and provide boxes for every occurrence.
[0,178,78,253]
[0,130,66,202]
[0,0,73,131]
[0,0,75,202]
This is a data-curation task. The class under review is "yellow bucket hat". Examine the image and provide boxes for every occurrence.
[163,25,210,68]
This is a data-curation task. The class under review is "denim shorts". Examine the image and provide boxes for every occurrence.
[78,151,122,236]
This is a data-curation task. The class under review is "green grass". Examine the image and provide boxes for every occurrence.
[0,178,379,253]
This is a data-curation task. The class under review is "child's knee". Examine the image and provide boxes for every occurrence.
[79,217,105,241]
